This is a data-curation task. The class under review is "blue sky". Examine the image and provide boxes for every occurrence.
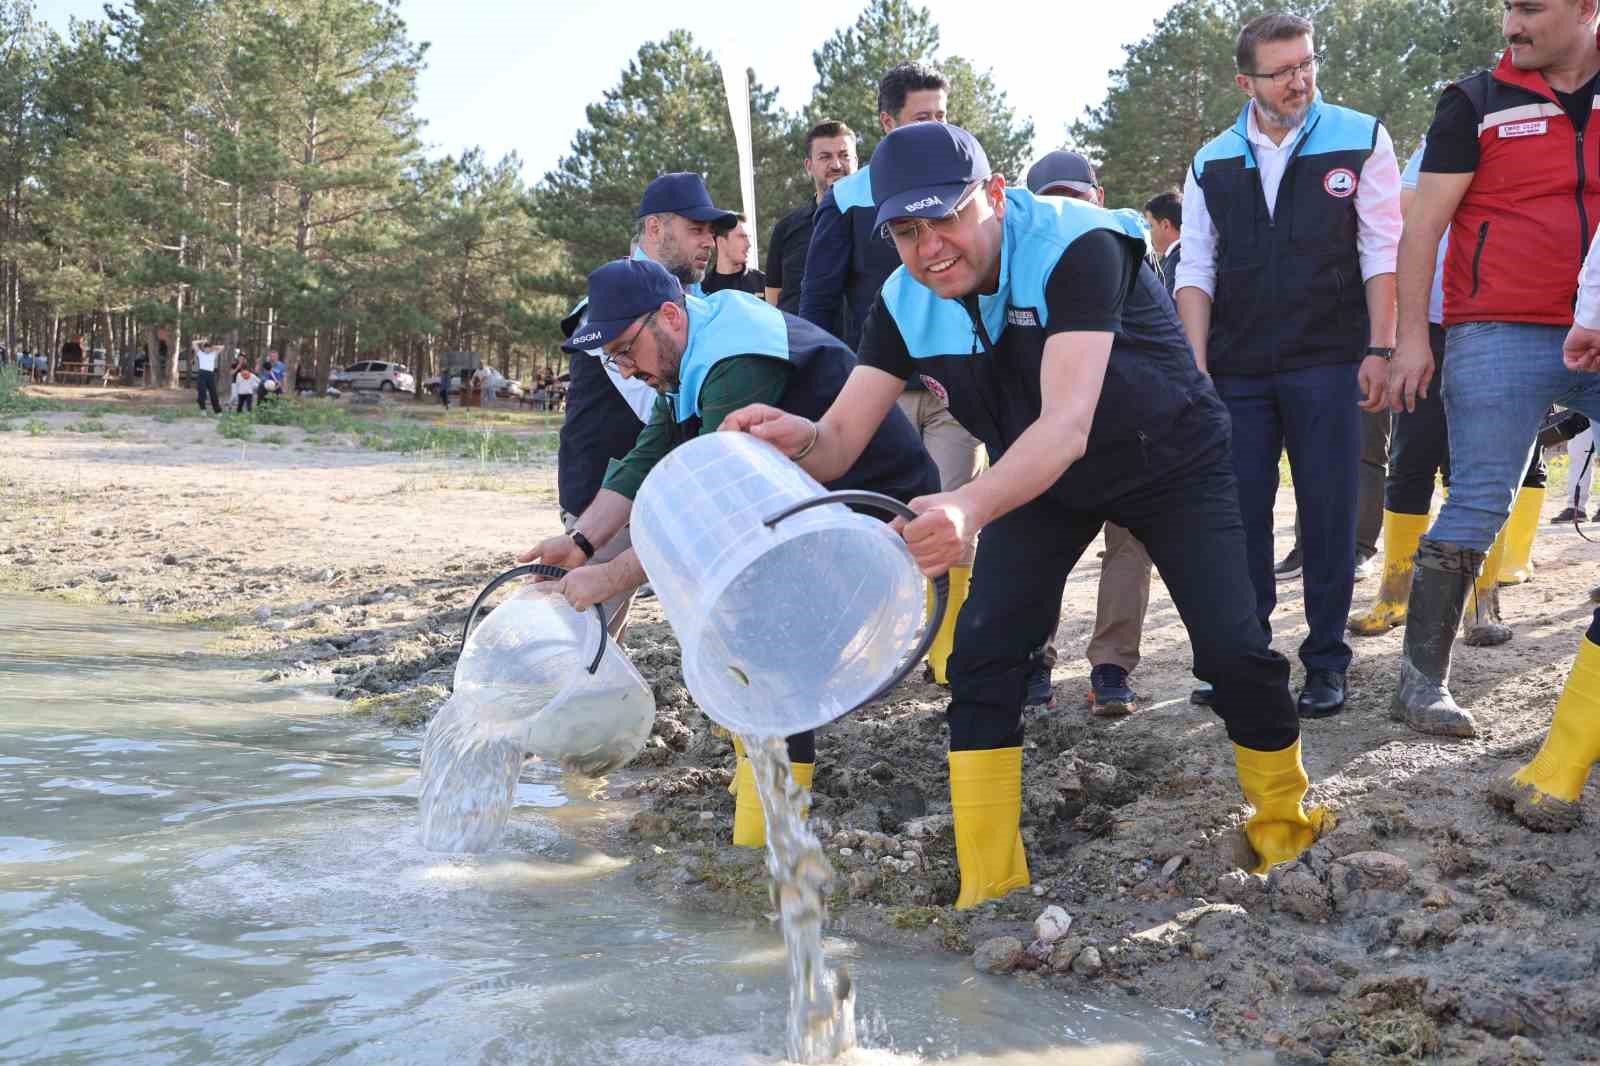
[40,0,1182,184]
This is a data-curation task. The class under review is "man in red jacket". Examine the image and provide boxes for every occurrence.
[1388,0,1600,738]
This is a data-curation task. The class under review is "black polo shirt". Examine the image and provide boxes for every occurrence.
[701,266,766,297]
[766,200,818,314]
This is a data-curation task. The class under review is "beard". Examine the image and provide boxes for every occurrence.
[656,231,706,286]
[647,321,682,394]
[1255,94,1310,129]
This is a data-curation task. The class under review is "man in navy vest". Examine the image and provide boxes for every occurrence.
[1175,12,1401,721]
[541,173,735,638]
[524,258,938,852]
[725,123,1329,910]
[801,61,994,701]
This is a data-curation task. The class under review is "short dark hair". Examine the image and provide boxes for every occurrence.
[1236,13,1314,72]
[712,212,747,237]
[877,62,949,119]
[805,120,857,157]
[1143,190,1182,229]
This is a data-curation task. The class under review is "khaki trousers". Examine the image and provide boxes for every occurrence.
[561,511,638,640]
[1085,522,1153,672]
[898,390,986,566]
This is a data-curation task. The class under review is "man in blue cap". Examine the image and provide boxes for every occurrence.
[549,172,738,640]
[522,257,938,851]
[724,122,1329,909]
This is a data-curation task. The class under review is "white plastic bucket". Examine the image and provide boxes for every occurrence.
[631,433,945,737]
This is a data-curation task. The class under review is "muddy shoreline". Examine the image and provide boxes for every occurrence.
[5,389,1600,1065]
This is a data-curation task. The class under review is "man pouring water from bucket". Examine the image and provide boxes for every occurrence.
[723,123,1332,908]
[520,256,939,849]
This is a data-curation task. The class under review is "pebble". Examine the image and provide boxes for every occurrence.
[972,936,1024,975]
[838,847,853,858]
[1293,961,1342,994]
[1160,855,1185,880]
[1033,905,1073,945]
[1509,1035,1544,1061]
[1273,866,1334,922]
[1070,945,1104,977]
[1031,884,1046,897]
[697,811,713,822]
[254,606,272,622]
[847,870,877,899]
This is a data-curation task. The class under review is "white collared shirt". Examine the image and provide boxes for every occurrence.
[194,346,218,372]
[1174,101,1403,299]
[1575,232,1600,330]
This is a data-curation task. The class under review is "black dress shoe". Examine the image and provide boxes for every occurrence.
[1297,669,1346,719]
[1189,685,1215,707]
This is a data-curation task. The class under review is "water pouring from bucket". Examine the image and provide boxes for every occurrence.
[631,432,947,1063]
[417,571,655,853]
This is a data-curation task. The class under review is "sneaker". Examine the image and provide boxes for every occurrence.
[1274,547,1302,582]
[1024,661,1055,708]
[1087,663,1137,717]
[1354,549,1380,580]
[1551,507,1588,524]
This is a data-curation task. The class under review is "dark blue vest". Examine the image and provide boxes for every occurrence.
[557,300,645,515]
[829,165,905,351]
[879,190,1219,510]
[669,292,938,505]
[1191,96,1377,376]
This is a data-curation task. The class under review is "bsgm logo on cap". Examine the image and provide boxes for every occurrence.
[904,195,944,213]
[571,330,602,346]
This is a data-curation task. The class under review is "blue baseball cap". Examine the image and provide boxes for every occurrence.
[870,123,992,232]
[560,259,683,353]
[637,172,737,225]
[1026,150,1098,197]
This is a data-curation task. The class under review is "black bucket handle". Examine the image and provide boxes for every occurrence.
[762,490,950,710]
[460,564,609,675]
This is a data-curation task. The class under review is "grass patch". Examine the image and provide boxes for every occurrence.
[260,431,287,445]
[66,418,107,433]
[23,417,47,436]
[0,419,12,432]
[216,413,255,440]
[0,366,53,416]
[348,685,447,728]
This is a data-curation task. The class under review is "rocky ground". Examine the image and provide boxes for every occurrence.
[5,384,1600,1065]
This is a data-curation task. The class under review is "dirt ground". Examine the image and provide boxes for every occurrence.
[5,385,1600,1065]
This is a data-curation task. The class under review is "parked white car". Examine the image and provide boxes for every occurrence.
[330,360,416,393]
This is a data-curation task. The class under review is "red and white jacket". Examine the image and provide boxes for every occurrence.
[1444,39,1600,327]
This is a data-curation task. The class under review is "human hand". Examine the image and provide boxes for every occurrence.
[1564,324,1600,373]
[719,404,816,458]
[892,492,977,577]
[1385,336,1436,413]
[1357,355,1389,412]
[550,563,625,613]
[516,533,588,579]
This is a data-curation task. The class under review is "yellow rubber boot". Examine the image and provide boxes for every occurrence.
[1489,635,1600,831]
[731,737,814,848]
[926,565,971,686]
[949,747,1030,909]
[1349,510,1430,636]
[1234,739,1333,874]
[1463,525,1512,646]
[1498,485,1545,586]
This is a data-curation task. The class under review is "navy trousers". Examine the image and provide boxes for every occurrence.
[1213,362,1359,676]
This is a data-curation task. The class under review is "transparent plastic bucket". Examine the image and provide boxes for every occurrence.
[631,433,946,737]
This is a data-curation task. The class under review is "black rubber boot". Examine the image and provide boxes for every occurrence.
[1391,539,1480,738]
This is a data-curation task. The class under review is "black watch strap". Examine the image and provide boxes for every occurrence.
[570,530,596,560]
[1365,346,1395,360]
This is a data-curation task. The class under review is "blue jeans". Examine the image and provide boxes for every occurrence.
[1214,362,1360,675]
[1432,322,1600,550]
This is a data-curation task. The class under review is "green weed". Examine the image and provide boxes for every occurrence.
[0,366,52,416]
[23,418,47,436]
[67,418,107,433]
[216,413,255,440]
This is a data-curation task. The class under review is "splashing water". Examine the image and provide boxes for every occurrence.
[417,694,526,852]
[743,734,857,1063]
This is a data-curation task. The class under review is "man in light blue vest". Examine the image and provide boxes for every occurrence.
[725,123,1329,910]
[524,257,938,851]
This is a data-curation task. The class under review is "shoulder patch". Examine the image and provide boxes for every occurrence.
[1323,167,1357,198]
[1006,306,1040,328]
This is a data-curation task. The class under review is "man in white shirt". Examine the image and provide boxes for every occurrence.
[1175,12,1401,720]
[193,341,222,414]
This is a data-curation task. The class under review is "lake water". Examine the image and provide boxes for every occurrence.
[0,594,1240,1065]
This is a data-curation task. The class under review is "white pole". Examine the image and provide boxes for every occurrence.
[721,58,758,269]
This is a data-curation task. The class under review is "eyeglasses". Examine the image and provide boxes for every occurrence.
[879,182,984,243]
[1245,53,1321,86]
[602,312,657,372]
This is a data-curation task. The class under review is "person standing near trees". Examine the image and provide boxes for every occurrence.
[702,214,766,296]
[1175,12,1402,721]
[1385,0,1600,738]
[765,121,859,317]
[801,62,996,700]
[194,341,222,414]
[1142,190,1183,298]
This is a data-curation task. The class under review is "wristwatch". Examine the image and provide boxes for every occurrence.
[569,530,596,560]
[1364,346,1395,360]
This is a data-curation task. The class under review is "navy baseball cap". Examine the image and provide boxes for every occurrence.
[1026,150,1098,196]
[870,123,992,231]
[637,172,737,225]
[560,259,683,353]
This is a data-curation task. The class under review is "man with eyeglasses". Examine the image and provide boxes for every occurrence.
[723,123,1330,910]
[543,173,734,641]
[524,257,937,852]
[1385,0,1600,741]
[1175,12,1402,722]
[800,61,996,702]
